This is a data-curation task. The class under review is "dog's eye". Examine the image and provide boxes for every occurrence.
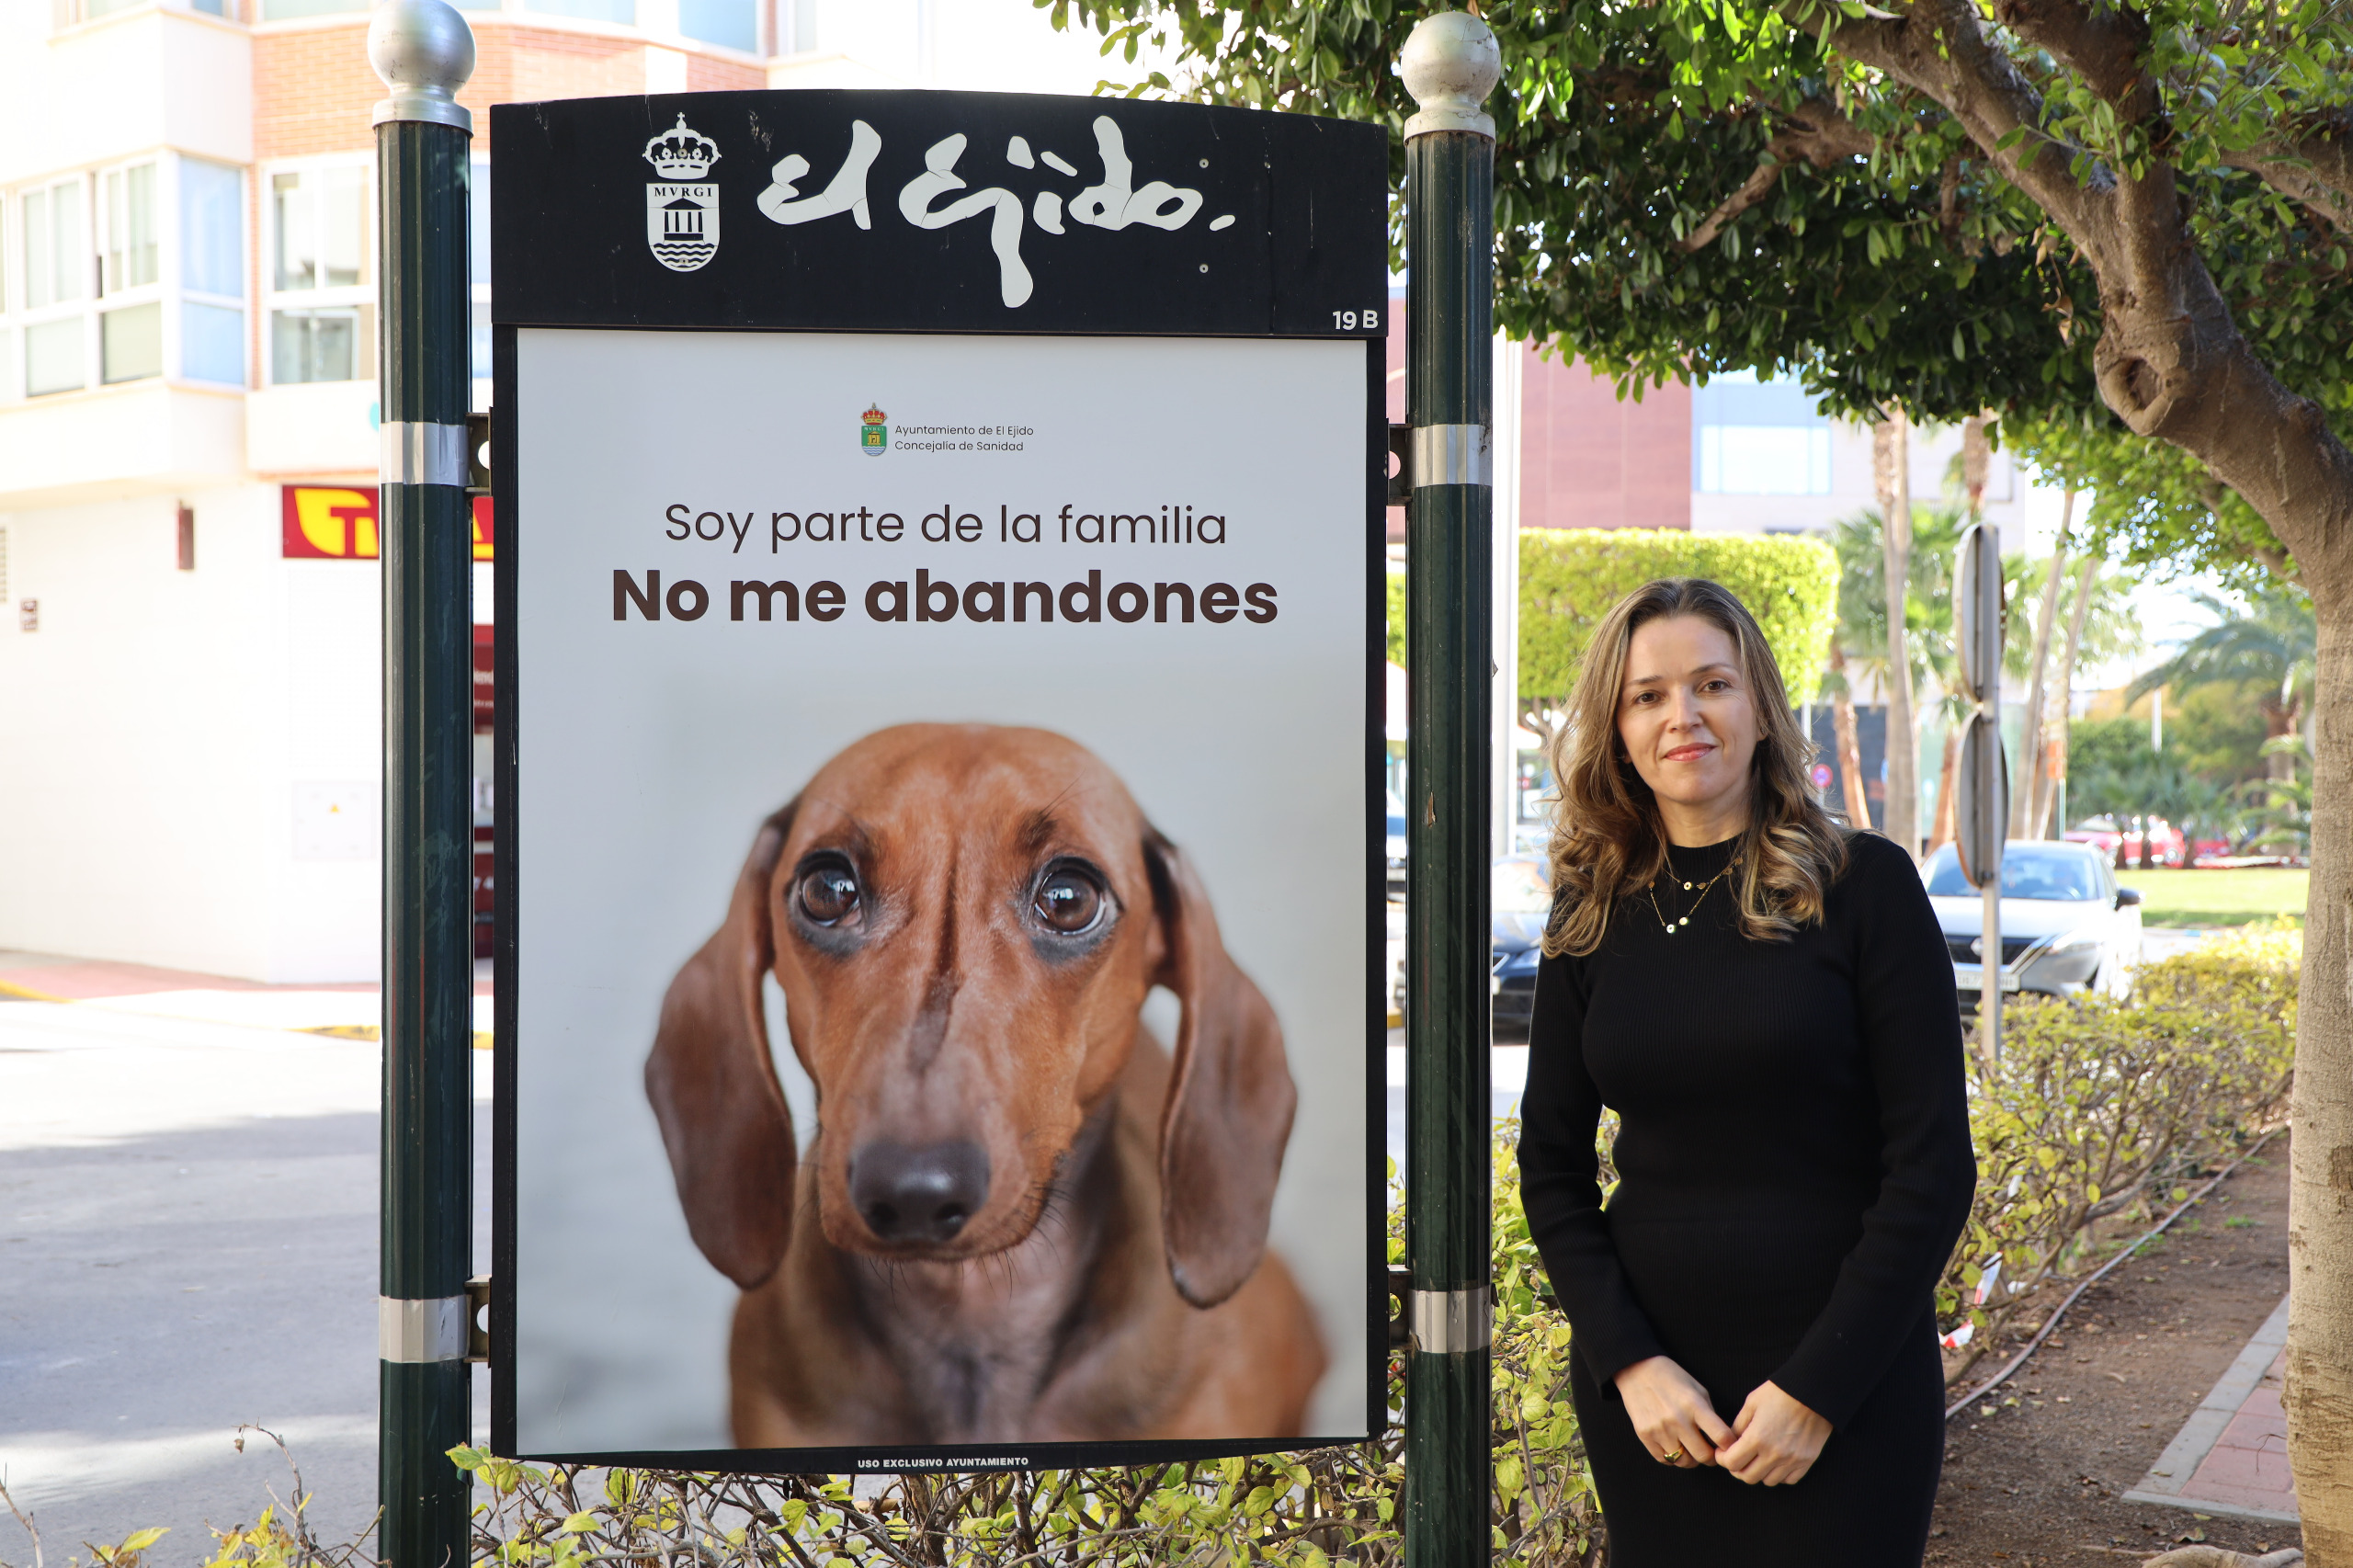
[1033,868,1106,935]
[796,864,862,926]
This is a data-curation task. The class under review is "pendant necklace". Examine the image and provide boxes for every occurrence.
[1647,856,1738,937]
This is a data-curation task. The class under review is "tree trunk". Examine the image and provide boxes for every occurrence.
[2290,584,2353,1562]
[1927,717,1961,855]
[1776,14,2353,1541]
[2036,553,2102,839]
[1873,413,1917,858]
[1828,643,1871,829]
[2263,693,2300,782]
[2016,492,2076,837]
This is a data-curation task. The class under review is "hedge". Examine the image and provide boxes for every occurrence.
[1934,923,2299,1374]
[1386,530,1842,710]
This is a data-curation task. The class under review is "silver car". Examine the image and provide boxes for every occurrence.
[1923,840,2143,1004]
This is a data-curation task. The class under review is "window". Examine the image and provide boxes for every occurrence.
[5,154,247,402]
[88,161,164,386]
[102,164,157,293]
[181,158,245,385]
[23,180,85,311]
[680,0,756,51]
[1691,369,1835,495]
[526,0,635,22]
[101,302,161,382]
[21,178,87,395]
[259,0,363,19]
[267,163,370,384]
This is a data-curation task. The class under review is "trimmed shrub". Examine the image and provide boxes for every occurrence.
[1935,924,2298,1373]
[1384,529,1840,709]
[1517,529,1839,707]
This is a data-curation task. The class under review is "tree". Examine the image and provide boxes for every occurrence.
[1048,3,2353,1535]
[2129,583,2318,781]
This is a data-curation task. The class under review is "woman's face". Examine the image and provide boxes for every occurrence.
[1616,614,1760,832]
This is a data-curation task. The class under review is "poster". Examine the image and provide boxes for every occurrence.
[492,90,1386,1473]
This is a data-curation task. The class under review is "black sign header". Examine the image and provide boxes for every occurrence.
[490,91,1387,338]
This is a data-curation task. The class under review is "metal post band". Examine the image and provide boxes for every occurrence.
[1410,1286,1494,1354]
[379,1295,470,1363]
[380,421,471,487]
[1410,423,1492,489]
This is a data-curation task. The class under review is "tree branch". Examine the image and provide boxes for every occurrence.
[1675,98,1880,255]
[1796,0,2116,260]
[2220,118,2353,235]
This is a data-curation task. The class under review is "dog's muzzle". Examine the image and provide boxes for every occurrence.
[848,1139,991,1247]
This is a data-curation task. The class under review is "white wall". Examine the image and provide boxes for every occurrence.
[0,483,381,981]
[0,7,252,187]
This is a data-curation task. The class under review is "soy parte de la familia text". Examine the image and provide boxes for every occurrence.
[661,500,1232,551]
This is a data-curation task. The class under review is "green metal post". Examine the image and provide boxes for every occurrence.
[369,6,477,1565]
[1399,16,1500,1568]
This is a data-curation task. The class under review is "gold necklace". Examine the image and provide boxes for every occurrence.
[1647,857,1738,937]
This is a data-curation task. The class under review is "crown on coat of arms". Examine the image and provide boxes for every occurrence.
[862,405,888,426]
[644,115,721,180]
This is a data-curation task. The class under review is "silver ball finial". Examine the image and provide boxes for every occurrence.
[369,0,477,132]
[1400,11,1501,142]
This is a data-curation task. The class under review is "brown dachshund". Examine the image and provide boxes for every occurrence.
[645,723,1327,1447]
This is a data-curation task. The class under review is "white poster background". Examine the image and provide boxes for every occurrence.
[512,328,1371,1451]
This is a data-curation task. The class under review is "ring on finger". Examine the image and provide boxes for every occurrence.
[1658,1447,1684,1464]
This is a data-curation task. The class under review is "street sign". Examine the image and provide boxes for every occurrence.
[1951,519,2006,1060]
[1951,520,2005,887]
[488,89,1389,1475]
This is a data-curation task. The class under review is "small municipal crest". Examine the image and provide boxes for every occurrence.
[644,114,721,274]
[860,404,888,455]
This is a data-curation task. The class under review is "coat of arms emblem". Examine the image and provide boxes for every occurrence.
[861,404,888,455]
[644,114,721,273]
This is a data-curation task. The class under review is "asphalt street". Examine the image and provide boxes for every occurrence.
[0,995,490,1565]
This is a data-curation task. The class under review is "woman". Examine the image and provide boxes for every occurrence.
[1518,578,1975,1566]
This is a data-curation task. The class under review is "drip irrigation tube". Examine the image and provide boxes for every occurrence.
[1944,1126,2284,1421]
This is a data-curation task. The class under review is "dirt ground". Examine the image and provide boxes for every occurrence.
[1927,1136,2298,1563]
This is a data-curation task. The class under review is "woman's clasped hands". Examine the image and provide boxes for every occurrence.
[1612,1357,1833,1486]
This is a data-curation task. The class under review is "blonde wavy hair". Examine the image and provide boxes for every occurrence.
[1540,577,1849,959]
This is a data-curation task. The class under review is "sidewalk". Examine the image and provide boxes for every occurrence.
[0,948,494,1562]
[2128,1293,2300,1526]
[0,949,494,1036]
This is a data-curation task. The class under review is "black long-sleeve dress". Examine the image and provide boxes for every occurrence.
[1517,831,1975,1567]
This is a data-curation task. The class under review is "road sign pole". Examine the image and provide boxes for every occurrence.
[369,6,477,1565]
[1400,17,1498,1568]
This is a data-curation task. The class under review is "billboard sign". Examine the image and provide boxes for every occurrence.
[490,89,1386,1475]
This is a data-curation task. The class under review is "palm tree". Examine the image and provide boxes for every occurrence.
[2127,583,2315,782]
[1834,504,1963,845]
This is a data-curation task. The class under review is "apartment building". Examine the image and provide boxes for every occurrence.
[0,0,1120,980]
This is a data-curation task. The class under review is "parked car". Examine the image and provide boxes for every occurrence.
[2065,815,2188,868]
[1922,840,2143,1006]
[1386,789,1408,898]
[1387,856,1555,1043]
[1489,857,1552,1042]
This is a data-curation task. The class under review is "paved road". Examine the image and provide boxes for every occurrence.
[0,995,490,1564]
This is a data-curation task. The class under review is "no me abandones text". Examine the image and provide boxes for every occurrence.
[614,568,1278,626]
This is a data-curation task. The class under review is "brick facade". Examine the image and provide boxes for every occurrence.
[1381,304,1691,537]
[1518,349,1690,532]
[254,18,760,160]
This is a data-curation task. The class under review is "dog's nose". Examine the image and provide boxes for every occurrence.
[849,1140,990,1245]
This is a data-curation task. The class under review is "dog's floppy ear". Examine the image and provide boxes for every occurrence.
[646,804,798,1290]
[1145,831,1297,1309]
